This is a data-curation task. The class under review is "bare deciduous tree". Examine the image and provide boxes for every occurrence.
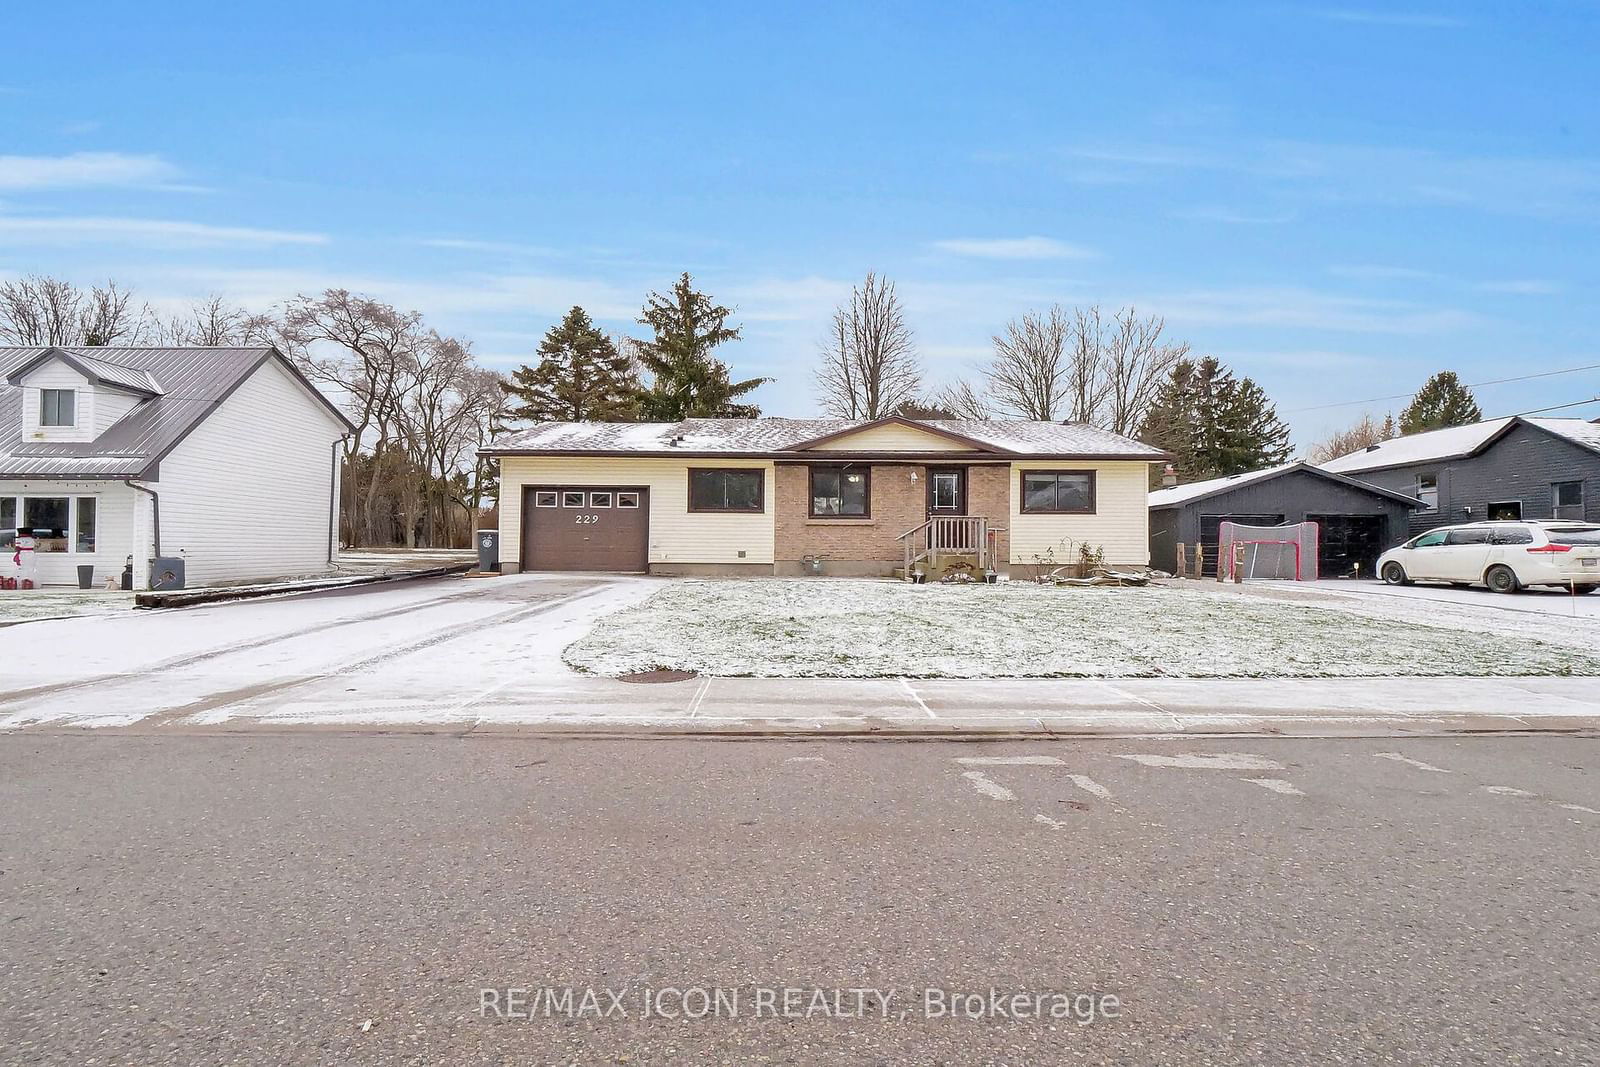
[930,379,993,419]
[1307,412,1395,464]
[160,294,276,347]
[985,305,1070,419]
[815,272,922,419]
[280,290,425,547]
[0,275,155,346]
[1098,307,1189,436]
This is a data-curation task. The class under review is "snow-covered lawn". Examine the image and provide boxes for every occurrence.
[563,579,1600,679]
[0,589,137,625]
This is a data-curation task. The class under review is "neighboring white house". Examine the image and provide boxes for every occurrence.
[1,346,353,588]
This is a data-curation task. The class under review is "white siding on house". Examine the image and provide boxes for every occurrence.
[806,423,966,452]
[154,358,346,585]
[1008,461,1153,566]
[0,480,138,587]
[18,360,95,443]
[93,388,141,436]
[498,456,775,568]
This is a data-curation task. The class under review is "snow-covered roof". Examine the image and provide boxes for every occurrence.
[1526,416,1600,454]
[1323,416,1600,474]
[483,416,1168,459]
[0,346,352,479]
[1147,462,1301,507]
[1147,461,1425,510]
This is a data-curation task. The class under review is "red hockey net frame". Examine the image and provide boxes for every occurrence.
[1218,521,1319,581]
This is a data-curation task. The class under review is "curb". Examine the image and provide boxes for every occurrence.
[133,563,473,610]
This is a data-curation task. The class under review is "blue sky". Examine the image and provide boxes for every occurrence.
[3,1,1597,446]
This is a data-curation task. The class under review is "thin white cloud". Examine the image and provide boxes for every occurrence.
[0,151,180,191]
[1474,279,1564,295]
[930,236,1095,260]
[1058,140,1600,220]
[1144,285,1482,335]
[417,237,561,256]
[1172,205,1297,224]
[0,216,328,248]
[1329,264,1440,281]
[1309,9,1467,28]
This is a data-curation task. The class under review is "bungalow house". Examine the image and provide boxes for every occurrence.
[1148,461,1426,578]
[480,416,1169,577]
[1,346,353,588]
[1322,416,1600,536]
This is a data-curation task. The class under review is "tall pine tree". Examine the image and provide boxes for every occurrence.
[502,306,641,423]
[635,273,770,419]
[1140,357,1291,480]
[1399,371,1481,434]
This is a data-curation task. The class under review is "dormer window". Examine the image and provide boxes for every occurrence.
[40,388,76,427]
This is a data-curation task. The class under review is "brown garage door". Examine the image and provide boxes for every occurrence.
[523,486,649,572]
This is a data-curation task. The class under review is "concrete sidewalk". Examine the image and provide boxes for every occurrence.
[86,674,1600,738]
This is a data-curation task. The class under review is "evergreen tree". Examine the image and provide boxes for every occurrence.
[501,306,641,423]
[635,273,770,419]
[1399,371,1481,434]
[1139,357,1291,480]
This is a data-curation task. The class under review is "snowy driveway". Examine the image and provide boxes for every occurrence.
[0,574,662,730]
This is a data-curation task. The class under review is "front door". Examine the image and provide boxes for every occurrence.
[927,467,966,516]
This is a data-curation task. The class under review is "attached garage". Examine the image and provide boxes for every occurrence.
[1148,462,1424,579]
[521,486,649,572]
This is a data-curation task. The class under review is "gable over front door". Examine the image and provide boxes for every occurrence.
[926,467,966,516]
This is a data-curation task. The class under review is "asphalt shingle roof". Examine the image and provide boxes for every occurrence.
[483,417,1167,459]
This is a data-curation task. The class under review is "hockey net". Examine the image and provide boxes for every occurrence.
[1218,521,1319,581]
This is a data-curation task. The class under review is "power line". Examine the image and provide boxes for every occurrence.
[1289,361,1600,414]
[1507,396,1600,417]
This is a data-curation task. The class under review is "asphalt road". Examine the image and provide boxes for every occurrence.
[2,735,1596,1065]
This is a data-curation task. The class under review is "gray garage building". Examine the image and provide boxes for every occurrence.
[1149,461,1425,578]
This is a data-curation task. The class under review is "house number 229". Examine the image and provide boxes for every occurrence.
[574,513,600,525]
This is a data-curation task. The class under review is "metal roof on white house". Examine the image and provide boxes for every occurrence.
[1323,416,1600,474]
[0,346,352,479]
[483,416,1168,459]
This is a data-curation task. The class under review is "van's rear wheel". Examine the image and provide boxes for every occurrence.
[1485,565,1520,594]
[1381,562,1410,586]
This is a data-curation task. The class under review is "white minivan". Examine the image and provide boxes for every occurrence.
[1377,521,1600,594]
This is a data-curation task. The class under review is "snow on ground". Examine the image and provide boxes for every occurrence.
[562,578,1600,679]
[1192,580,1600,654]
[0,589,136,624]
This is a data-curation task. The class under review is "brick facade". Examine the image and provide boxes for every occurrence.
[775,462,1011,574]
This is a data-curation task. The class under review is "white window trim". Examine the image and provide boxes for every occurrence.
[39,388,78,428]
[617,492,640,509]
[534,491,559,508]
[589,492,613,508]
[3,493,98,555]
